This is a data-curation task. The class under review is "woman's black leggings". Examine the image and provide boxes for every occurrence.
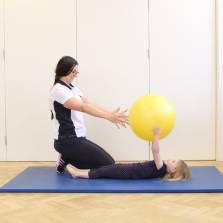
[54,137,115,169]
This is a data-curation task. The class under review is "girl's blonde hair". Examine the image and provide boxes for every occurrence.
[163,160,192,181]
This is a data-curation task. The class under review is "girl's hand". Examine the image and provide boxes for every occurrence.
[153,128,160,137]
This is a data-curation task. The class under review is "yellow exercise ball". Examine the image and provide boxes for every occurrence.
[129,94,176,141]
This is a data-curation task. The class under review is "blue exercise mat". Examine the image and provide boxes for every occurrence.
[0,166,223,193]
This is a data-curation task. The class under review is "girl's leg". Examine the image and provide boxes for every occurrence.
[89,163,137,179]
[67,163,142,180]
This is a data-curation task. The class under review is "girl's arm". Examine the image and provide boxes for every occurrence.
[151,128,164,170]
[63,97,128,128]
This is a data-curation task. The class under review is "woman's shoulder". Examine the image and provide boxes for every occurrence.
[51,83,71,93]
[50,84,74,102]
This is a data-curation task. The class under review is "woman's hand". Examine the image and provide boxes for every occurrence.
[107,107,129,128]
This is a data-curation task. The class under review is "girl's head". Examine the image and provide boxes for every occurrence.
[164,160,191,181]
[54,56,79,85]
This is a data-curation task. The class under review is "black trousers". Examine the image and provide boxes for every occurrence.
[54,137,115,169]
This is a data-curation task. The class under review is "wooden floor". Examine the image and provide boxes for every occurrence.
[0,161,223,223]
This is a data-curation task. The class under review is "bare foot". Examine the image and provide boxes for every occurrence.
[66,164,78,178]
[66,164,89,179]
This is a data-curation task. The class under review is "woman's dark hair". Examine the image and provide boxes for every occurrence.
[54,56,78,85]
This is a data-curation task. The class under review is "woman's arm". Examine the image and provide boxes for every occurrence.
[151,128,164,170]
[63,97,128,128]
[81,96,128,128]
[81,96,112,113]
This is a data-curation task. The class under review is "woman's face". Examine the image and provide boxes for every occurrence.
[67,65,79,83]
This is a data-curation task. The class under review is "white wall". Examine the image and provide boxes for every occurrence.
[0,0,6,160]
[77,0,149,160]
[149,0,216,160]
[0,0,218,161]
[216,0,223,161]
[4,0,76,160]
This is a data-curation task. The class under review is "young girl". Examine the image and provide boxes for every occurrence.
[66,128,192,181]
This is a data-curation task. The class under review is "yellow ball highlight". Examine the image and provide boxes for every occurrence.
[129,94,176,141]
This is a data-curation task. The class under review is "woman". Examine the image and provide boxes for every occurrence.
[49,56,128,173]
[66,128,192,181]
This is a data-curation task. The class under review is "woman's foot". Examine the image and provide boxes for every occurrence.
[56,154,68,174]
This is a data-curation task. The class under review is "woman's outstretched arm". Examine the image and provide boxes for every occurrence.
[64,97,128,128]
[81,96,128,128]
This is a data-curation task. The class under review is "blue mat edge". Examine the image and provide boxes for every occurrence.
[1,166,223,193]
[1,188,223,193]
